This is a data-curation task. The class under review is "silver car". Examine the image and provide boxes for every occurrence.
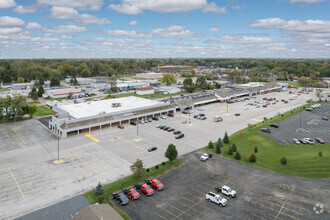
[292,138,300,144]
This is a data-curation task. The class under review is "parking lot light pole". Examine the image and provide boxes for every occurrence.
[136,120,139,140]
[57,136,59,163]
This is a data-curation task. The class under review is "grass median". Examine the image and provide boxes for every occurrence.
[83,160,183,219]
[204,102,330,178]
[33,105,53,116]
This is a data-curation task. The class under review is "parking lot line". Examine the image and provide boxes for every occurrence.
[8,168,25,198]
[70,151,100,174]
[84,133,100,142]
[262,199,304,216]
[280,108,289,111]
[116,137,146,152]
[159,207,179,219]
[168,204,195,219]
[9,125,26,144]
[275,185,295,220]
[218,107,229,110]
[153,211,167,220]
[251,118,263,122]
[252,213,267,220]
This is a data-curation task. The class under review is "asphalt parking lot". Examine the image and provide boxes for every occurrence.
[263,104,330,145]
[114,150,330,220]
[0,90,316,219]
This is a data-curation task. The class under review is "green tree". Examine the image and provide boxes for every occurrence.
[95,182,104,195]
[216,144,221,154]
[223,131,229,144]
[186,86,196,93]
[130,158,145,178]
[50,77,60,87]
[160,73,177,86]
[297,77,312,87]
[38,85,44,97]
[109,76,117,92]
[227,147,233,155]
[17,77,24,83]
[232,143,237,152]
[208,141,214,149]
[11,94,28,120]
[30,87,38,101]
[249,153,256,162]
[217,138,223,148]
[165,144,178,162]
[281,157,287,165]
[234,151,241,160]
[28,104,38,118]
[195,76,208,89]
[183,77,193,88]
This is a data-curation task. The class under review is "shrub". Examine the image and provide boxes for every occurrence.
[249,153,256,162]
[217,138,223,147]
[162,162,166,166]
[254,146,258,153]
[319,152,322,157]
[223,131,229,144]
[281,157,287,165]
[234,151,241,160]
[263,117,267,121]
[95,182,104,195]
[231,143,237,152]
[98,196,104,204]
[216,144,221,154]
[227,147,233,155]
[155,165,159,170]
[130,159,145,178]
[146,168,149,172]
[208,141,214,149]
[248,123,253,128]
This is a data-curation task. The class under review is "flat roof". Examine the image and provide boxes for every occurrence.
[58,96,162,119]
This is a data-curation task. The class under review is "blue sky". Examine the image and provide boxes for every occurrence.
[0,0,329,58]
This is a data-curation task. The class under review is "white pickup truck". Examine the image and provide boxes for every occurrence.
[205,191,227,207]
[220,185,236,198]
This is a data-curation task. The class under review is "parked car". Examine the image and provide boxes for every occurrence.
[175,133,184,139]
[316,138,325,144]
[148,118,152,122]
[260,128,271,133]
[303,138,314,144]
[194,115,199,118]
[134,184,154,196]
[200,116,207,120]
[214,185,236,198]
[130,122,137,126]
[148,147,157,152]
[168,113,174,117]
[118,125,124,129]
[284,101,289,104]
[262,104,267,108]
[160,115,167,119]
[112,192,129,205]
[322,116,328,121]
[159,125,166,129]
[152,117,159,121]
[299,139,307,144]
[122,188,140,200]
[197,107,204,111]
[292,138,300,144]
[199,113,205,117]
[156,124,162,128]
[235,113,240,116]
[205,191,227,207]
[168,128,175,132]
[163,126,170,131]
[270,123,279,128]
[173,130,181,134]
[200,153,212,161]
[145,179,164,191]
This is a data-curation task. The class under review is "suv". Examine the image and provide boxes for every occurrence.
[270,123,279,128]
[215,186,236,198]
[260,128,271,133]
[112,192,129,205]
[205,191,227,207]
[122,188,140,200]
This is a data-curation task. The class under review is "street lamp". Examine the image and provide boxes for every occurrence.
[136,119,139,140]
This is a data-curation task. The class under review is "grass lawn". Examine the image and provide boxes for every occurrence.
[288,82,306,88]
[48,97,70,101]
[29,101,40,105]
[33,106,53,116]
[84,160,183,219]
[0,88,10,91]
[112,92,180,99]
[204,102,330,178]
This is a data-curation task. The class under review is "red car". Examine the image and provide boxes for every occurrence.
[235,113,240,116]
[316,138,325,144]
[168,113,174,117]
[118,125,124,129]
[168,128,175,132]
[173,130,181,134]
[145,179,165,191]
[122,187,140,200]
[284,101,288,104]
[135,183,154,196]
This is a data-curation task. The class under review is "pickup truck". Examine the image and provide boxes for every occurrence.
[205,191,227,207]
[214,185,236,198]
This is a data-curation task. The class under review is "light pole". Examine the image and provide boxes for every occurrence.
[57,136,60,163]
[136,119,139,140]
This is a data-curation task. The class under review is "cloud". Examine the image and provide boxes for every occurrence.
[208,27,219,32]
[26,22,41,30]
[0,0,16,9]
[50,6,111,25]
[291,0,324,3]
[129,20,138,26]
[0,27,21,35]
[13,5,37,13]
[106,29,152,38]
[37,0,104,10]
[0,16,24,27]
[108,0,214,14]
[60,35,72,39]
[150,25,197,39]
[231,5,241,10]
[202,3,227,13]
[43,25,86,34]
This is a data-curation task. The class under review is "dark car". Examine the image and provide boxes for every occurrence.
[235,113,240,116]
[168,128,175,132]
[163,126,170,130]
[148,147,158,152]
[270,123,279,128]
[168,113,174,117]
[130,121,137,126]
[260,128,271,133]
[299,139,307,144]
[173,130,181,134]
[152,117,159,121]
[159,125,166,129]
[175,133,184,139]
[112,192,129,205]
[182,111,188,114]
[194,115,199,118]
[322,116,328,121]
[199,113,205,117]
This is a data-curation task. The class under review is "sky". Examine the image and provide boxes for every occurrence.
[0,0,329,59]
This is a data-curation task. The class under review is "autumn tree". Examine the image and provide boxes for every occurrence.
[130,159,145,178]
[161,73,177,86]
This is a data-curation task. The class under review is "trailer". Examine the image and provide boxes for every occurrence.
[213,116,223,122]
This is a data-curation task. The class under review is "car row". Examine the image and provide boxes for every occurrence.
[293,137,325,144]
[205,185,237,207]
[156,124,184,139]
[112,179,165,205]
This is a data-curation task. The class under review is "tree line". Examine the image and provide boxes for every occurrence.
[0,59,329,85]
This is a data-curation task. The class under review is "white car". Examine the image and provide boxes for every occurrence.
[292,138,300,144]
[205,191,227,207]
[156,124,162,128]
[221,186,236,198]
[200,153,210,161]
[197,107,204,111]
[303,138,314,144]
[256,105,260,108]
[244,107,249,110]
[160,115,166,119]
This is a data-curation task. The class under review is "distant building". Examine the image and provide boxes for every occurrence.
[136,86,154,95]
[152,65,193,73]
[11,82,34,90]
[135,72,163,79]
[156,86,181,94]
[43,88,82,98]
